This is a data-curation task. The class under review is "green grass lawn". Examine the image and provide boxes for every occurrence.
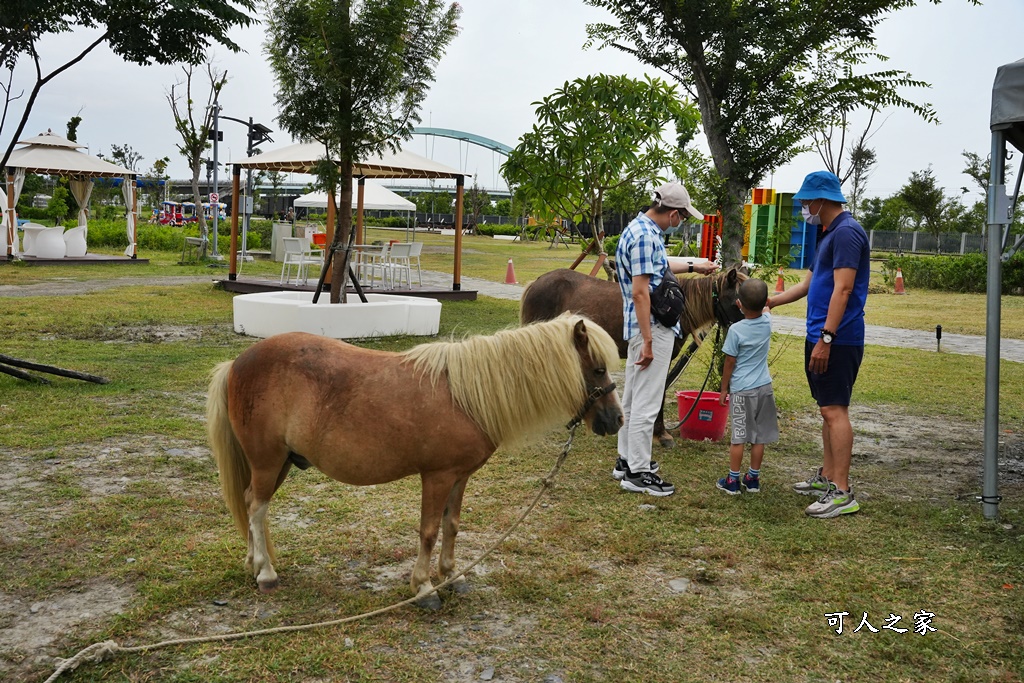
[1,268,1022,681]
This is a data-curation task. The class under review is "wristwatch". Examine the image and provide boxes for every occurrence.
[820,328,835,344]
[688,263,694,273]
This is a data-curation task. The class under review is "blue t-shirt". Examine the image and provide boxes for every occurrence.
[806,211,870,346]
[723,313,773,393]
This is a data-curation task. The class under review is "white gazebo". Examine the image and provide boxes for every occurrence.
[292,182,416,212]
[228,142,467,290]
[3,130,138,260]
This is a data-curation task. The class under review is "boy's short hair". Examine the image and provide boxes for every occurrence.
[738,278,768,311]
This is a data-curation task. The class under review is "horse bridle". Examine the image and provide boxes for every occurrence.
[711,274,737,328]
[567,381,617,430]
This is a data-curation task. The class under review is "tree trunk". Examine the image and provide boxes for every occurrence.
[329,159,354,304]
[192,163,208,243]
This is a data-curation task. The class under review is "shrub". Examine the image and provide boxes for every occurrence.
[476,223,520,237]
[603,234,620,255]
[882,252,1024,294]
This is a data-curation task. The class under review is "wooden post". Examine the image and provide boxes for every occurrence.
[356,176,365,246]
[453,175,464,290]
[229,165,241,279]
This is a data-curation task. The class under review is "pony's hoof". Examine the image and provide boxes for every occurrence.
[258,578,279,593]
[415,592,442,610]
[657,434,675,449]
[452,578,472,595]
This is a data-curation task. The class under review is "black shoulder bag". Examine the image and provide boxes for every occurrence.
[650,271,684,327]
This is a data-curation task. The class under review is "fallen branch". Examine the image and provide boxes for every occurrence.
[0,354,109,384]
[0,363,51,384]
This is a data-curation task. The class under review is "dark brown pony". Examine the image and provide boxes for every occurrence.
[520,267,746,447]
[207,315,622,608]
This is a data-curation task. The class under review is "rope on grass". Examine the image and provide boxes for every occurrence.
[44,424,583,683]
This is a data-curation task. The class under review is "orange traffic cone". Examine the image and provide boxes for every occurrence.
[775,267,785,294]
[505,258,518,284]
[894,267,906,295]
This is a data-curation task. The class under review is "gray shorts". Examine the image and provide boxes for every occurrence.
[730,383,779,445]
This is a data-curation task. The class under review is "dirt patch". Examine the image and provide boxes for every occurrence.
[0,581,134,674]
[786,405,1023,501]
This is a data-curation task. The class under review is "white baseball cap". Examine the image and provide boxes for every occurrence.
[652,182,704,220]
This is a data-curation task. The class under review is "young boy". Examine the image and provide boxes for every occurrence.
[716,278,779,494]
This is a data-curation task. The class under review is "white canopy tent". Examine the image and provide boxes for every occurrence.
[228,142,466,290]
[292,182,415,211]
[4,130,137,259]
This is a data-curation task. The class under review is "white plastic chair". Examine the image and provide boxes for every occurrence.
[407,241,423,286]
[388,242,414,289]
[63,225,88,257]
[280,237,308,284]
[20,223,48,256]
[357,242,391,288]
[34,227,67,259]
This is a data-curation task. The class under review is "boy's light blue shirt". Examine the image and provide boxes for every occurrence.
[722,312,773,393]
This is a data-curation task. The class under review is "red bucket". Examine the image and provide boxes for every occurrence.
[676,390,729,442]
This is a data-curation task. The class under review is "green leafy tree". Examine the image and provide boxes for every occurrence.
[110,143,142,172]
[463,179,491,226]
[502,74,698,249]
[167,63,227,246]
[47,184,69,223]
[603,178,650,234]
[413,191,451,215]
[0,0,255,170]
[899,167,946,250]
[65,115,82,142]
[265,0,461,302]
[584,0,968,264]
[143,156,171,210]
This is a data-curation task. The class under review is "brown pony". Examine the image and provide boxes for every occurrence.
[206,315,622,608]
[520,267,747,447]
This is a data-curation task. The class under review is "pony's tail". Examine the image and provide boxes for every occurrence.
[207,361,251,542]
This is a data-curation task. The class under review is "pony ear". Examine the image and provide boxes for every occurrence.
[572,319,589,352]
[727,267,740,286]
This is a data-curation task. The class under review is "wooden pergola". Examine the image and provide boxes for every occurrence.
[229,142,467,289]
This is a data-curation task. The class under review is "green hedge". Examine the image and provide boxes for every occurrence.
[882,252,1024,294]
[68,218,267,253]
[476,223,520,237]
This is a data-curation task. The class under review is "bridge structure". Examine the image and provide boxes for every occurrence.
[162,128,517,207]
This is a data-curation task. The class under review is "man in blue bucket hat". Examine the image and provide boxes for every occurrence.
[769,170,870,518]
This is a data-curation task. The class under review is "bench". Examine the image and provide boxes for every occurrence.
[181,237,207,263]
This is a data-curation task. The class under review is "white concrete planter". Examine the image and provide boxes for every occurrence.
[439,228,457,236]
[493,234,519,241]
[233,291,442,339]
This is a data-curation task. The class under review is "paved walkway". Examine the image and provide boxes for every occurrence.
[419,270,1024,364]
[3,270,1022,363]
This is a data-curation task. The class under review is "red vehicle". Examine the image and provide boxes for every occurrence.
[158,201,185,226]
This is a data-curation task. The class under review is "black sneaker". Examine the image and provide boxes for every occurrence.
[612,457,660,481]
[620,471,675,497]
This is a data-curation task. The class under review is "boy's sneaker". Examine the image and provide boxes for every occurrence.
[716,475,741,495]
[620,471,675,497]
[742,473,760,493]
[612,457,659,481]
[792,467,829,496]
[805,484,860,518]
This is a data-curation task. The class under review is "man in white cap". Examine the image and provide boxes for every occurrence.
[769,170,870,518]
[614,181,719,496]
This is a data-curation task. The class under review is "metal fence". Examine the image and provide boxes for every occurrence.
[869,230,997,255]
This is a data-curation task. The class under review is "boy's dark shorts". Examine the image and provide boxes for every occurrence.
[805,340,864,407]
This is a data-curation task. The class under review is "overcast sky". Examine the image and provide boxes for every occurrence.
[7,0,1024,206]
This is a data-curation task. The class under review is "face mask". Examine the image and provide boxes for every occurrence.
[669,210,683,231]
[802,204,822,226]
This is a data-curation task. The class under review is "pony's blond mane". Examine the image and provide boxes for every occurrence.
[402,314,620,447]
[679,267,748,335]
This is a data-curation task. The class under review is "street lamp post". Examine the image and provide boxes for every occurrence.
[219,115,273,262]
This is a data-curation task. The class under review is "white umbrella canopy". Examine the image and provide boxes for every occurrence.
[7,130,133,177]
[236,142,462,179]
[293,182,415,211]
